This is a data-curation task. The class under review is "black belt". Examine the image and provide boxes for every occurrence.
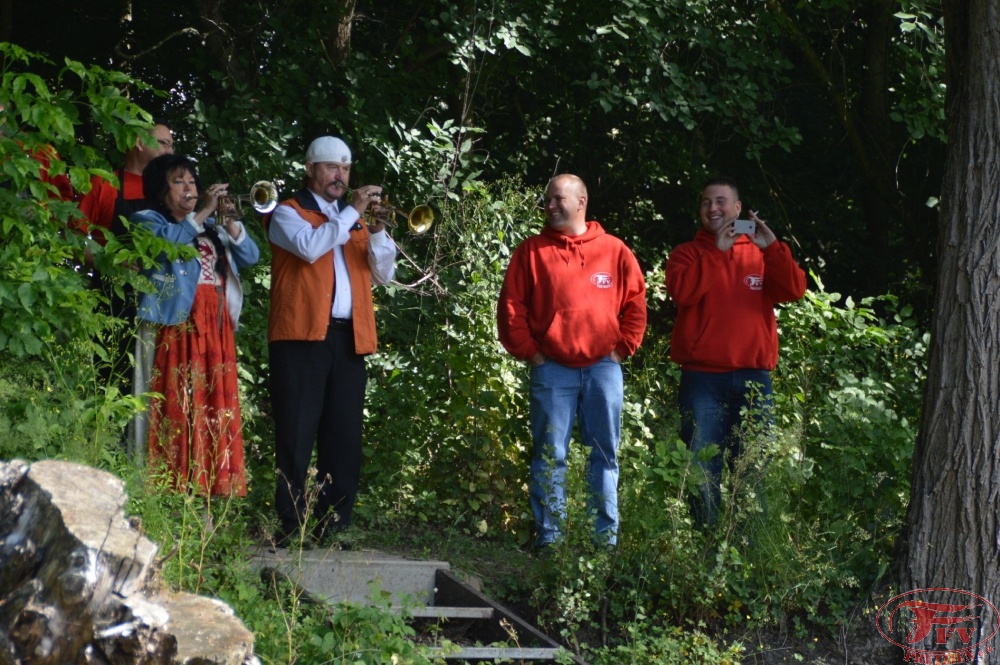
[330,317,353,330]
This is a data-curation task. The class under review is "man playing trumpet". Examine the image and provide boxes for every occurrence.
[265,135,398,548]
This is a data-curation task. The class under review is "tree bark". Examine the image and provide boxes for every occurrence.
[902,0,1000,659]
[324,0,357,68]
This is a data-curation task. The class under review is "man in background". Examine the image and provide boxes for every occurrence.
[74,120,174,447]
[498,173,647,551]
[665,176,806,525]
[76,120,174,242]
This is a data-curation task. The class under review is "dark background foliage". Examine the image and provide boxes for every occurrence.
[5,0,945,313]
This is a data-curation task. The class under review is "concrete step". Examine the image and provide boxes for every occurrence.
[250,546,448,607]
[249,546,587,664]
[430,646,561,660]
[403,606,494,619]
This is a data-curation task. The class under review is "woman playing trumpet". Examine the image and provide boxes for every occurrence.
[131,154,260,496]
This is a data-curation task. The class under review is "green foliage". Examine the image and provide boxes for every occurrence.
[892,1,946,141]
[591,622,744,665]
[774,271,925,602]
[307,586,447,665]
[0,44,159,360]
[362,177,537,538]
[379,118,485,202]
[0,351,134,466]
[586,0,801,156]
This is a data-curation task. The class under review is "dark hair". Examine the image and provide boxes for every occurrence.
[142,154,227,274]
[703,176,740,199]
[151,117,172,131]
[143,154,201,217]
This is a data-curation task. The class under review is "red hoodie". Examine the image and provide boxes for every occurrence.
[498,221,647,368]
[666,229,806,372]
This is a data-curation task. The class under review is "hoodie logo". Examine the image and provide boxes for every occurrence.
[591,272,613,289]
[744,274,764,291]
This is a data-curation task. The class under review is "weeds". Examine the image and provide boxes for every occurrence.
[0,167,926,663]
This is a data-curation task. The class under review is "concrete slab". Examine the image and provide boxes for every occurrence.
[249,546,450,607]
[431,646,560,661]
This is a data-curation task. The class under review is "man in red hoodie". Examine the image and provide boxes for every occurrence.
[75,120,174,243]
[498,174,647,550]
[666,176,806,525]
[73,120,174,421]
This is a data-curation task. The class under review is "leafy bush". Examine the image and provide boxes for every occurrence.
[591,623,744,665]
[360,177,539,539]
[769,274,925,618]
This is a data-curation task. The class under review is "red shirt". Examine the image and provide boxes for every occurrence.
[32,145,73,202]
[74,171,144,244]
[666,229,806,372]
[498,221,647,367]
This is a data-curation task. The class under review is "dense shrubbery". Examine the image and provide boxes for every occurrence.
[0,50,927,663]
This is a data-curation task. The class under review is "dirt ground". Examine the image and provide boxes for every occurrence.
[732,621,907,664]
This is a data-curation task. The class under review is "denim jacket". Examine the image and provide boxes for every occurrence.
[131,209,260,328]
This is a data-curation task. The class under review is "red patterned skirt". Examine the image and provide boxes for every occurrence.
[147,283,247,496]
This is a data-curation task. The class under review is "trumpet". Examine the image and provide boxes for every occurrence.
[336,181,435,235]
[186,180,279,215]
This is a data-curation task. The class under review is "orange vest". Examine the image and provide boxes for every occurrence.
[266,192,378,354]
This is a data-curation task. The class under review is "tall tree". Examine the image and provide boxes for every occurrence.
[902,0,1000,658]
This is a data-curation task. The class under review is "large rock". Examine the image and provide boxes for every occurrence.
[0,459,258,665]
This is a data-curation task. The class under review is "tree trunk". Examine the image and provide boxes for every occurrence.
[325,0,357,68]
[199,0,247,85]
[901,0,1000,660]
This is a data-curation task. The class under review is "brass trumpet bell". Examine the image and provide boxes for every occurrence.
[191,180,279,215]
[404,204,435,234]
[247,180,279,214]
[337,181,435,235]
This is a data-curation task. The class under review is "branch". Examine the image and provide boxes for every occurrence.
[393,240,448,296]
[115,28,201,61]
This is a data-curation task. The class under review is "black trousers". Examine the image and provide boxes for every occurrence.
[270,319,367,533]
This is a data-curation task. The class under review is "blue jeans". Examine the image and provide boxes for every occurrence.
[679,369,773,525]
[529,356,623,548]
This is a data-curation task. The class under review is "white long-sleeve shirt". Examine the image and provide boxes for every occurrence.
[268,191,397,319]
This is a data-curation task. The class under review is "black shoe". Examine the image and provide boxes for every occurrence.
[312,512,351,545]
[271,527,315,552]
[315,524,356,550]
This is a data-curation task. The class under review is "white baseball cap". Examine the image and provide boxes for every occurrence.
[305,136,352,164]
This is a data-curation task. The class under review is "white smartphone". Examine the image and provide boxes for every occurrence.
[733,219,756,235]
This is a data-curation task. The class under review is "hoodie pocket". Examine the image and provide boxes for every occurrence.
[541,308,618,361]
